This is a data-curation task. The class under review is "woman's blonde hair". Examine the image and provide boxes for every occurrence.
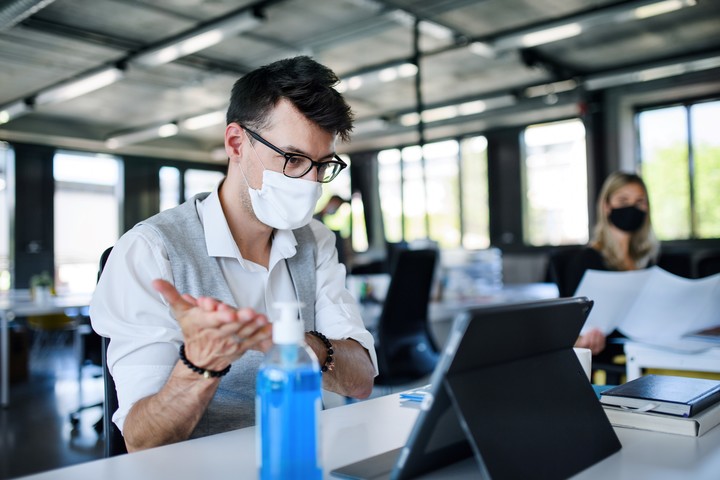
[591,171,660,270]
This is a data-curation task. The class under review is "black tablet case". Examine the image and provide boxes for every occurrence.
[333,297,622,480]
[395,297,621,479]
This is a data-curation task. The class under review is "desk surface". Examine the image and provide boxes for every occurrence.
[18,392,720,480]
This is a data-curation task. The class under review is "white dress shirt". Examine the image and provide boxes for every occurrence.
[90,186,377,431]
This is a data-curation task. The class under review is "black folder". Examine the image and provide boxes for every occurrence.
[332,297,621,480]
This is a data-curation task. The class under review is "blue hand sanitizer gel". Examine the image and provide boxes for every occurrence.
[256,302,322,480]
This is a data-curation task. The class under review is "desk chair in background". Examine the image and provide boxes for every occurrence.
[373,248,439,389]
[94,246,128,457]
[546,248,625,385]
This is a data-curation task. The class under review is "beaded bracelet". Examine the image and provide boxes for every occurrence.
[179,343,231,379]
[308,330,335,373]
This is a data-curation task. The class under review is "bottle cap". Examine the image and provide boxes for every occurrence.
[272,302,304,345]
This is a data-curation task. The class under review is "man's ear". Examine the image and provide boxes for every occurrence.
[225,123,245,158]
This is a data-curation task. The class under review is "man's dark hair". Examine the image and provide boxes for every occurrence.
[226,56,353,141]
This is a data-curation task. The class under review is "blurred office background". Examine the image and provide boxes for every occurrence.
[0,0,719,478]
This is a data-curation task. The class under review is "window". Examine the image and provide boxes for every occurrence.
[184,169,224,199]
[0,142,13,290]
[401,145,428,242]
[522,119,589,246]
[425,140,460,248]
[54,151,122,294]
[638,100,720,239]
[378,149,403,243]
[460,136,489,249]
[159,166,180,211]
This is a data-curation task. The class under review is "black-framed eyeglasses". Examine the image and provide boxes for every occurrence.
[243,126,347,183]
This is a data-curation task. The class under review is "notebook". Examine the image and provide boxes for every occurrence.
[331,297,621,480]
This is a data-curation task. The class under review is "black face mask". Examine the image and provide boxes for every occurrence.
[608,206,646,232]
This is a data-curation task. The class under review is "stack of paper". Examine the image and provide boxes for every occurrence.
[575,266,720,348]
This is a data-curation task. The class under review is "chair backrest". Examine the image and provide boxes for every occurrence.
[375,248,439,385]
[547,248,584,297]
[696,251,720,278]
[95,246,127,457]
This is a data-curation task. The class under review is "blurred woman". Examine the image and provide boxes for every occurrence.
[573,171,660,354]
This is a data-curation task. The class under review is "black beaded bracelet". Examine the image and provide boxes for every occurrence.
[179,343,231,379]
[308,330,335,373]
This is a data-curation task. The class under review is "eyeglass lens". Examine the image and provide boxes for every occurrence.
[284,156,342,183]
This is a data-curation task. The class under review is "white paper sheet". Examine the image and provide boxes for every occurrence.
[574,266,720,346]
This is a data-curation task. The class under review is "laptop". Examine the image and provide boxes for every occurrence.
[332,297,621,479]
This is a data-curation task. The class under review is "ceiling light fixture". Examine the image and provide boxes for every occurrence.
[0,99,32,124]
[33,67,124,106]
[524,79,578,98]
[398,94,516,127]
[634,0,696,19]
[584,55,720,90]
[337,62,417,93]
[105,123,179,149]
[130,9,263,68]
[491,0,697,52]
[180,110,226,130]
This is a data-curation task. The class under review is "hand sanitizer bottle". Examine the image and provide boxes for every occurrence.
[256,302,322,480]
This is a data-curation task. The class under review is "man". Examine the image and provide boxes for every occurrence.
[91,56,377,452]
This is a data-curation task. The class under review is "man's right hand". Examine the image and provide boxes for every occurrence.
[152,279,273,372]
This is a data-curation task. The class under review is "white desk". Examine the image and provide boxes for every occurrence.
[625,341,720,381]
[17,392,720,480]
[0,290,92,407]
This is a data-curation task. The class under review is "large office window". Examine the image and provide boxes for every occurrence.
[378,136,489,249]
[159,166,180,211]
[54,151,122,294]
[378,149,403,243]
[401,145,428,242]
[425,140,460,248]
[638,99,720,240]
[522,119,589,246]
[0,142,13,290]
[185,168,224,199]
[460,136,489,249]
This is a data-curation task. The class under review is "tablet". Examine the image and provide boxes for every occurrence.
[332,297,621,479]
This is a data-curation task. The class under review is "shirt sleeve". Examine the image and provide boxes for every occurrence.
[309,220,378,376]
[89,225,181,432]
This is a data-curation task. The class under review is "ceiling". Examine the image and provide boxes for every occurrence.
[0,0,719,164]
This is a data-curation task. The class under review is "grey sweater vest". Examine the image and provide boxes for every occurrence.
[140,192,317,438]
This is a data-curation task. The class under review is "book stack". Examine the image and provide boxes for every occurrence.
[600,374,720,437]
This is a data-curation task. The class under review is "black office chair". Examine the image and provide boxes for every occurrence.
[546,247,625,385]
[696,250,720,278]
[374,248,439,387]
[657,251,694,278]
[546,247,584,297]
[68,321,104,435]
[94,246,128,457]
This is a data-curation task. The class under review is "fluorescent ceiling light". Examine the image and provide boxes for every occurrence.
[520,23,583,48]
[337,63,417,93]
[398,94,516,127]
[131,9,262,68]
[0,100,32,124]
[634,0,696,19]
[525,79,578,98]
[468,41,495,59]
[492,0,697,52]
[180,110,226,130]
[106,123,179,149]
[584,55,720,90]
[34,67,124,105]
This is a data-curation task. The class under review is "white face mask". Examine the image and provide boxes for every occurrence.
[242,133,322,230]
[248,169,321,230]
